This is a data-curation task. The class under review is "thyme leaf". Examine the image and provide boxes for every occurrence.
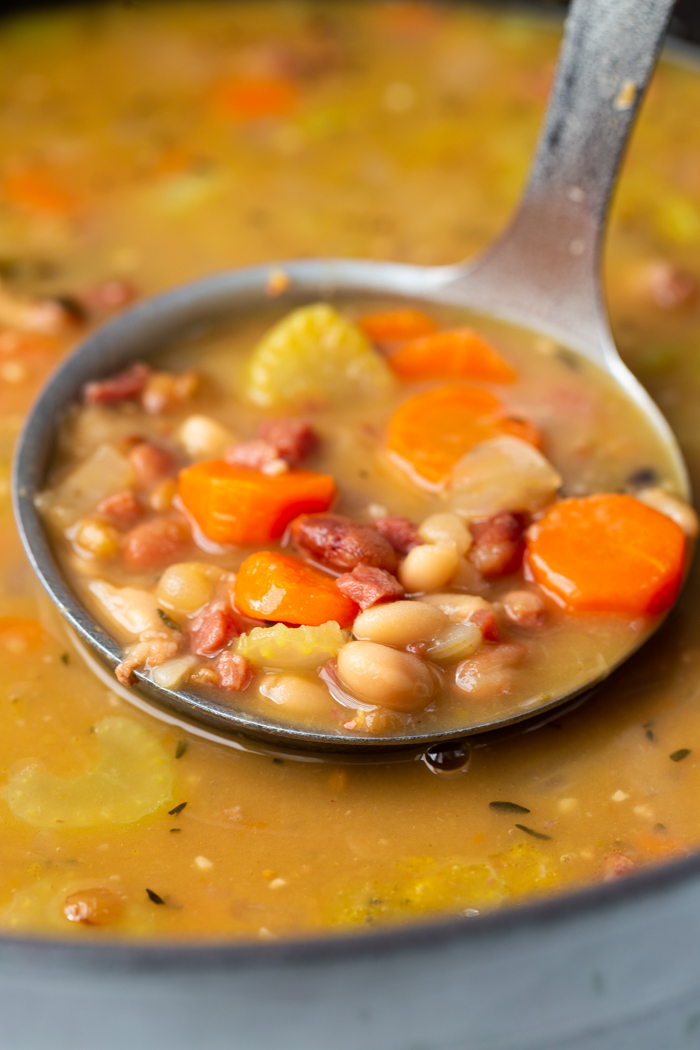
[670,748,691,762]
[157,608,181,631]
[146,888,165,905]
[515,823,552,841]
[168,802,187,816]
[175,739,188,759]
[489,801,530,814]
[60,652,69,665]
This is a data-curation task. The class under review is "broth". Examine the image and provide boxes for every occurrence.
[1,1,700,939]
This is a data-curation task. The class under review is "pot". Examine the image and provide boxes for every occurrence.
[2,3,700,1048]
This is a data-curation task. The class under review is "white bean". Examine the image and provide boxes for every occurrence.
[635,487,699,538]
[399,543,459,593]
[419,592,492,623]
[336,641,434,711]
[177,414,235,460]
[418,513,472,554]
[258,674,332,717]
[156,562,216,616]
[353,601,447,647]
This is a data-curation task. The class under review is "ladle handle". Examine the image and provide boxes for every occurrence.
[450,0,677,358]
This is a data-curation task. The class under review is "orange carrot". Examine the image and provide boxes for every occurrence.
[526,494,686,615]
[389,329,517,383]
[2,170,76,216]
[387,385,541,487]
[357,309,438,344]
[212,77,297,120]
[0,617,44,653]
[235,551,358,627]
[178,461,335,546]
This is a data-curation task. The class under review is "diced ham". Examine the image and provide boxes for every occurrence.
[469,512,525,577]
[123,517,191,572]
[335,564,404,610]
[372,516,424,555]
[290,512,398,574]
[216,651,252,692]
[191,605,239,657]
[84,362,152,405]
[96,489,143,526]
[470,607,501,642]
[258,417,319,466]
[502,589,546,629]
[225,439,279,470]
[128,442,175,490]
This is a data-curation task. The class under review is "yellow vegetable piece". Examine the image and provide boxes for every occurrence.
[244,303,394,407]
[236,620,349,672]
[6,717,173,828]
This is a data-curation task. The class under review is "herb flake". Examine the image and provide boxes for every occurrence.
[157,608,181,632]
[670,748,691,762]
[490,801,530,814]
[60,652,69,665]
[175,740,188,759]
[169,802,187,816]
[146,888,165,905]
[645,729,656,743]
[515,823,552,841]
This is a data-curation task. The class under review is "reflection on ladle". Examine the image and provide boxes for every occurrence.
[14,0,691,751]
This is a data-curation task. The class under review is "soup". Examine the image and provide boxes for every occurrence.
[1,0,700,939]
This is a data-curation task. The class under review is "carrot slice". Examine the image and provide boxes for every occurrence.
[178,462,335,546]
[357,309,438,344]
[235,551,358,627]
[526,494,686,615]
[389,329,517,383]
[387,385,541,487]
[212,77,297,120]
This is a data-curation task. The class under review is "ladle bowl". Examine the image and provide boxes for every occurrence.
[12,0,689,752]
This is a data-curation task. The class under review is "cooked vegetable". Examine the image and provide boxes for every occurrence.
[235,551,358,627]
[244,303,394,407]
[450,436,562,519]
[389,329,517,383]
[387,385,541,487]
[178,461,335,545]
[526,494,686,614]
[357,309,438,343]
[37,443,134,530]
[236,620,348,671]
[213,76,297,120]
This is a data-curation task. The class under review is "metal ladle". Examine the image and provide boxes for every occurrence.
[13,0,688,752]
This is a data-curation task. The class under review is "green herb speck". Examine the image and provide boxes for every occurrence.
[645,729,656,743]
[60,652,69,665]
[170,828,181,833]
[490,801,530,814]
[168,802,187,816]
[175,740,188,759]
[670,748,691,762]
[157,608,181,632]
[515,823,552,841]
[146,888,165,905]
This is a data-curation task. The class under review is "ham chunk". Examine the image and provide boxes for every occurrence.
[469,512,525,577]
[191,605,238,657]
[290,512,398,574]
[372,515,423,555]
[258,417,319,465]
[335,565,404,610]
[225,439,280,470]
[216,651,252,692]
[84,362,151,405]
[470,607,501,642]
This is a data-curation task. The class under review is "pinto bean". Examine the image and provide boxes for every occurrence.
[84,362,152,405]
[372,515,423,555]
[123,517,191,573]
[129,442,175,490]
[290,513,398,574]
[96,489,143,526]
[216,651,252,692]
[335,565,404,610]
[469,512,525,577]
[258,417,319,465]
[191,605,238,657]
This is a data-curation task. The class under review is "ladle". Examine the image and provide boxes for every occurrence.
[13,0,689,752]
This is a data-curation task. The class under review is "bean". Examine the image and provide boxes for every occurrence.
[129,442,175,490]
[177,414,235,460]
[73,517,121,559]
[336,640,434,711]
[259,674,332,717]
[156,562,215,615]
[353,600,447,647]
[502,589,546,629]
[399,543,459,593]
[418,513,471,554]
[123,517,190,573]
[635,486,699,538]
[419,592,492,623]
[63,887,125,926]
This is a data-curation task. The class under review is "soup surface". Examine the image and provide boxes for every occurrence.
[2,1,700,940]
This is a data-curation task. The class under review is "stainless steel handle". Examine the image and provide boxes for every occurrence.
[447,0,676,360]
